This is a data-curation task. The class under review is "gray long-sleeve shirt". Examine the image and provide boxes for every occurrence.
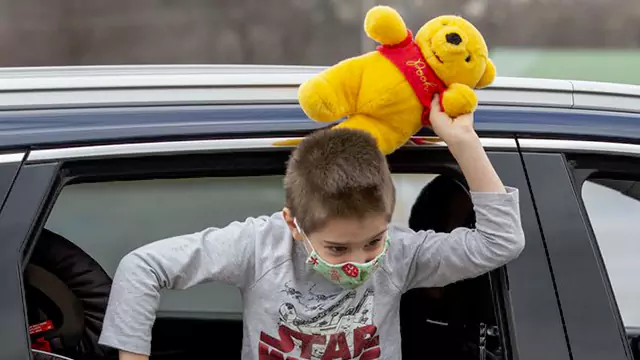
[98,187,525,359]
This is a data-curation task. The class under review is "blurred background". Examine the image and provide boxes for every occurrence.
[1,0,639,84]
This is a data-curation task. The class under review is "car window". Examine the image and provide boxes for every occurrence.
[44,174,437,318]
[581,178,640,357]
[22,153,515,360]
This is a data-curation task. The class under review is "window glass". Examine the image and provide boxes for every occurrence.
[581,179,640,356]
[44,174,436,317]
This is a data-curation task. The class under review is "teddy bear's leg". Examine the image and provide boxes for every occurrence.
[334,114,406,155]
[299,57,364,123]
[441,83,478,118]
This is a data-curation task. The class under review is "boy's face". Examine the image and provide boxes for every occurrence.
[283,208,388,264]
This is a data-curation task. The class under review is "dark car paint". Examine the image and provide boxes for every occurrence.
[485,152,571,360]
[0,105,638,151]
[523,153,632,360]
[1,103,639,360]
[0,163,61,360]
[0,161,23,210]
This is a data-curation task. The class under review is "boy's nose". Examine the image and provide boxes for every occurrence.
[351,254,370,264]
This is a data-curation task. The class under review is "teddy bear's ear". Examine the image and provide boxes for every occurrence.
[476,59,496,89]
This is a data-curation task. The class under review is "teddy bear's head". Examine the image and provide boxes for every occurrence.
[415,15,496,89]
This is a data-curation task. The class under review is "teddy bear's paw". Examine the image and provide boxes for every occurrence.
[273,138,303,147]
[442,83,478,118]
[364,6,408,46]
[298,77,348,122]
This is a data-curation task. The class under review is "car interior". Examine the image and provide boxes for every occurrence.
[400,174,503,360]
[23,174,505,360]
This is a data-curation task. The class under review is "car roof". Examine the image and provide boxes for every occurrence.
[0,65,639,150]
[1,64,639,112]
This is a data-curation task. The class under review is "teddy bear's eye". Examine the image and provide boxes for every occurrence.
[465,55,471,62]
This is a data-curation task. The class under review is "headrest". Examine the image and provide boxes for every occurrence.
[408,174,474,233]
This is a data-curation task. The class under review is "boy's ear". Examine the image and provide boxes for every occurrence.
[282,207,304,241]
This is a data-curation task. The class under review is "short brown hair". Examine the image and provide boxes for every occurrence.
[284,128,395,233]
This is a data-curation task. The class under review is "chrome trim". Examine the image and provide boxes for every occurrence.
[0,87,303,110]
[26,137,517,162]
[26,137,640,163]
[0,64,325,90]
[0,152,25,163]
[518,139,640,155]
[408,137,517,149]
[31,349,74,360]
[0,65,638,113]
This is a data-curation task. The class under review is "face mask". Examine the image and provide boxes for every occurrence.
[294,218,390,289]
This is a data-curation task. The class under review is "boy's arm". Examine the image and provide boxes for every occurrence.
[396,97,525,290]
[98,216,270,356]
[399,185,524,289]
[119,351,148,360]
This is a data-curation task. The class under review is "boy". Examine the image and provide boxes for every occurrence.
[99,96,525,360]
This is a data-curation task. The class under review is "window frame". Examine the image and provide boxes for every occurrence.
[0,136,554,360]
[521,140,640,360]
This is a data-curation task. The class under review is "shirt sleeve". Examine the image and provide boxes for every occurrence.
[392,186,526,291]
[98,215,268,355]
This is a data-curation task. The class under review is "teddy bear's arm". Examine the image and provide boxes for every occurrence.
[298,56,364,122]
[441,83,478,118]
[364,6,408,46]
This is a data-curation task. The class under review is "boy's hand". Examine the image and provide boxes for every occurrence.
[429,94,477,145]
[429,94,506,193]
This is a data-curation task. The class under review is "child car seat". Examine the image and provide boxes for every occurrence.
[25,229,115,360]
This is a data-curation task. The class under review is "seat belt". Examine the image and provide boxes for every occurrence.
[479,322,487,360]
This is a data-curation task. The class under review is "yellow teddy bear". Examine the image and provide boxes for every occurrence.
[280,5,496,155]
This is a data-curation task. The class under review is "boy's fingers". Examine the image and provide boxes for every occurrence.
[431,94,441,112]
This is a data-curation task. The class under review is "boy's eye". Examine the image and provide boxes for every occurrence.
[328,246,348,254]
[367,238,382,247]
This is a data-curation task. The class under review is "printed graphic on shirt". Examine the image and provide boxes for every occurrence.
[258,281,381,359]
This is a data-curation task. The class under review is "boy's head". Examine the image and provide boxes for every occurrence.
[282,128,395,264]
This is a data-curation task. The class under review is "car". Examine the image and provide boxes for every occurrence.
[0,65,638,360]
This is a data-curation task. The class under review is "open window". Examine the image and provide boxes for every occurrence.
[573,154,640,360]
[19,148,513,360]
[400,173,507,360]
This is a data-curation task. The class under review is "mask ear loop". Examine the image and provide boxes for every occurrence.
[293,218,314,255]
[292,218,303,234]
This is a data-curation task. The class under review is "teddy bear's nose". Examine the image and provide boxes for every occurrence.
[445,32,463,45]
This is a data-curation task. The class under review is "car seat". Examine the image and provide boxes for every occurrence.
[407,173,474,233]
[400,174,502,360]
[25,229,116,360]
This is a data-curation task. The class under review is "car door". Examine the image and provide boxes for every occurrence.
[389,137,569,360]
[0,133,565,360]
[0,151,25,211]
[521,136,640,360]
